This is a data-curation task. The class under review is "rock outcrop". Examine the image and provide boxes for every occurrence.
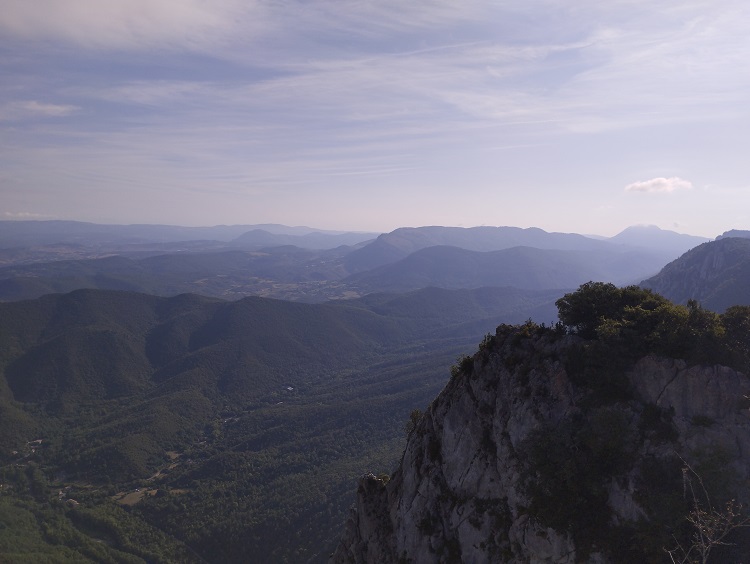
[332,324,750,563]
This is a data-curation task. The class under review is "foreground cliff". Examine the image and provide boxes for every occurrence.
[332,284,750,563]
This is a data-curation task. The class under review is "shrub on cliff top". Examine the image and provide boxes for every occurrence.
[556,282,750,372]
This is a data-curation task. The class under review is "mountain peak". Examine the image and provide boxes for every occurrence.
[609,224,708,253]
[717,229,750,240]
[616,223,663,232]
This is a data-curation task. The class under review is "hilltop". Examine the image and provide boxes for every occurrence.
[334,283,750,562]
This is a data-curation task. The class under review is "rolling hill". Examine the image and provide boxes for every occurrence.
[0,247,355,302]
[345,244,675,293]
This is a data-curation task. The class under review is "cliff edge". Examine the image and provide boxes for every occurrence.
[333,284,750,563]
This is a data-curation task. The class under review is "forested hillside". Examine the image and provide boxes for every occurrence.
[0,286,560,562]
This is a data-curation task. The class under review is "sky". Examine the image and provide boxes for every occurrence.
[2,0,749,237]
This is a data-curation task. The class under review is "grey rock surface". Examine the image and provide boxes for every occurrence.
[332,326,750,563]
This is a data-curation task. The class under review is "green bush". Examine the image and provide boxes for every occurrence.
[557,283,750,373]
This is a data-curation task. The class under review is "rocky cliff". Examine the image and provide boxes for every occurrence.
[641,237,750,312]
[332,323,750,563]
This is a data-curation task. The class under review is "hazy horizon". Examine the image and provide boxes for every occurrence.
[0,217,722,242]
[3,1,749,238]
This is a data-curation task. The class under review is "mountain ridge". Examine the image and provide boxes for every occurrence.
[343,224,707,274]
[609,224,708,253]
[0,219,376,247]
[0,222,709,304]
[345,244,673,293]
[641,237,750,311]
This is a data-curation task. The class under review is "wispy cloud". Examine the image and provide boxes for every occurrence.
[7,1,750,129]
[0,0,486,55]
[0,100,79,121]
[625,177,693,193]
[2,0,749,233]
[2,211,54,219]
[0,0,256,51]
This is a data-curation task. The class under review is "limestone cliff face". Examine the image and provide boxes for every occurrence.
[332,325,750,563]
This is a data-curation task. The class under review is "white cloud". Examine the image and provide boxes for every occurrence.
[625,177,693,193]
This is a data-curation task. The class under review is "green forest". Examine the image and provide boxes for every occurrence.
[0,287,551,562]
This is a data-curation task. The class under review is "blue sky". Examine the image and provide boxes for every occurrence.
[2,1,749,237]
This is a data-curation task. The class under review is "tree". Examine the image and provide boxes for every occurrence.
[666,460,750,564]
[556,282,622,338]
[721,305,750,373]
[556,282,670,339]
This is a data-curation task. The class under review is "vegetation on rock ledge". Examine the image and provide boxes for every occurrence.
[556,281,750,374]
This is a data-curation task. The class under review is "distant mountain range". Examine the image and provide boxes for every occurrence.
[342,225,609,272]
[345,244,674,293]
[0,220,377,248]
[0,221,710,303]
[232,228,375,249]
[608,224,709,253]
[343,224,708,273]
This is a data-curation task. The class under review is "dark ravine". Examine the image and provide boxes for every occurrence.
[332,323,750,563]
